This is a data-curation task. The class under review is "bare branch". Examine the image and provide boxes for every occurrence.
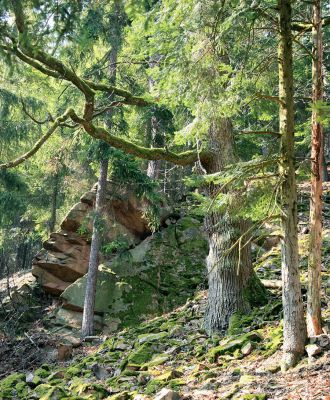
[20,99,53,125]
[92,101,127,118]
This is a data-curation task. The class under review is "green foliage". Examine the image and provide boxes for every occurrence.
[101,237,130,256]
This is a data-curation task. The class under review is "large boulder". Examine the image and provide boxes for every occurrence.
[59,216,208,331]
[32,183,163,295]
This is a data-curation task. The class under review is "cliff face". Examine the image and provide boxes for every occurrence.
[32,183,154,295]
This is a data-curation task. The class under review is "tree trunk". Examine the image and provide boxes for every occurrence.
[147,116,162,179]
[203,118,267,334]
[147,58,163,180]
[49,172,59,232]
[307,0,323,337]
[277,0,306,370]
[205,215,256,332]
[81,159,108,338]
[322,156,329,182]
[81,0,124,337]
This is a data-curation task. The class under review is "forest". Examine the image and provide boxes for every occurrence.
[0,0,330,399]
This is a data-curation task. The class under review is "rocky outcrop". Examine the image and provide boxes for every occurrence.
[32,183,159,295]
[31,181,207,333]
[57,216,208,331]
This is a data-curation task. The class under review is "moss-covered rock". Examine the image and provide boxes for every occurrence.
[59,216,208,331]
[208,332,262,362]
[126,343,156,367]
[34,383,68,399]
[141,354,169,368]
[34,367,52,379]
[69,378,110,398]
[137,332,168,344]
[0,373,27,399]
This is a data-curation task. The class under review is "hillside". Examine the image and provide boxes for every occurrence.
[1,288,330,400]
[1,199,330,399]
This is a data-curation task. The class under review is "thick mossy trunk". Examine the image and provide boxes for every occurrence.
[204,214,267,334]
[278,0,307,369]
[203,118,267,335]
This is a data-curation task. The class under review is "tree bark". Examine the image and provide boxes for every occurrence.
[147,115,162,180]
[203,118,267,334]
[204,215,255,333]
[277,0,307,370]
[49,172,59,233]
[307,0,323,337]
[147,59,163,180]
[81,158,108,337]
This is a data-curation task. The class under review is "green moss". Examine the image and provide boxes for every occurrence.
[145,379,164,395]
[262,323,283,356]
[153,371,174,382]
[137,331,168,343]
[159,320,179,331]
[141,354,169,368]
[15,381,29,397]
[126,343,155,366]
[243,272,268,308]
[207,332,262,362]
[168,378,185,389]
[0,373,26,398]
[121,369,139,377]
[66,366,83,377]
[49,378,64,386]
[194,345,205,356]
[69,378,109,398]
[31,375,43,386]
[34,384,68,400]
[228,313,254,336]
[35,367,52,379]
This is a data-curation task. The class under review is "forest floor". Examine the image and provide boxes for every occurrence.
[1,184,330,399]
[1,288,330,399]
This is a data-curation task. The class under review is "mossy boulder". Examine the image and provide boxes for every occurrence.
[59,216,207,331]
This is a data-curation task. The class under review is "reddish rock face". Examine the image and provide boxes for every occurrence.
[32,183,157,295]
